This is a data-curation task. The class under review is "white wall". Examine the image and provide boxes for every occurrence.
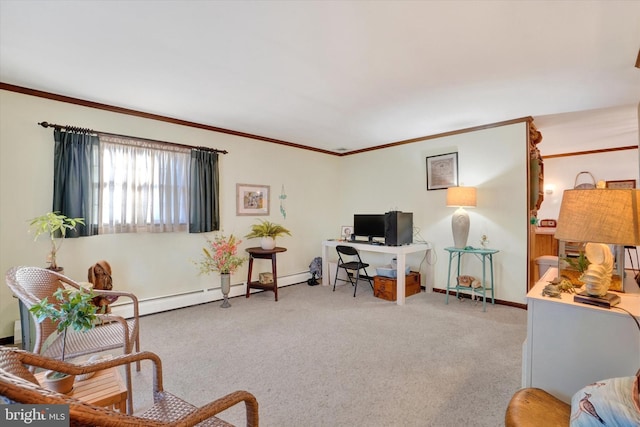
[0,89,341,338]
[537,152,639,220]
[334,123,529,305]
[0,89,531,339]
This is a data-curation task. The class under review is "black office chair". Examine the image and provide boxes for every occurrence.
[333,245,373,297]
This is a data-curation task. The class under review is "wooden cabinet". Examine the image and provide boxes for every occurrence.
[533,228,559,258]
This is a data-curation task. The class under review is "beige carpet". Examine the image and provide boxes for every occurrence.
[127,280,527,426]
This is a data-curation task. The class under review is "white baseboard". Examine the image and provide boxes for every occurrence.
[110,271,310,318]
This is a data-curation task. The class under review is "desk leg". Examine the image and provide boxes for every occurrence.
[396,255,406,306]
[322,244,329,286]
[271,254,279,302]
[246,256,255,298]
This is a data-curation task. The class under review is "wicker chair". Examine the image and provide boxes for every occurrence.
[5,266,141,413]
[0,346,259,426]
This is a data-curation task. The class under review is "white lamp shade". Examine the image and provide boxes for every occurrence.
[446,187,477,208]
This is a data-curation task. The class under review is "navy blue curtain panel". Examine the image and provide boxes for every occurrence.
[189,149,219,233]
[52,129,100,236]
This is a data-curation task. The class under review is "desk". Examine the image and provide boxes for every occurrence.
[245,247,287,301]
[444,246,499,312]
[523,268,640,402]
[321,240,431,306]
[36,367,127,412]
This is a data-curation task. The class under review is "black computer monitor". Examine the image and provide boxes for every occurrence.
[353,214,385,241]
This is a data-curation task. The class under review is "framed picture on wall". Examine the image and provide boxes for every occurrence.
[605,179,636,189]
[426,152,458,190]
[236,184,270,216]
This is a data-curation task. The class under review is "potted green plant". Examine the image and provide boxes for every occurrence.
[29,287,98,393]
[28,211,84,271]
[244,219,291,250]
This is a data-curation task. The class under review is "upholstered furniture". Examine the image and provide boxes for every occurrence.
[5,266,141,412]
[0,346,259,426]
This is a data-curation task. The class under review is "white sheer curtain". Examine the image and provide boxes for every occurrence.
[99,135,190,233]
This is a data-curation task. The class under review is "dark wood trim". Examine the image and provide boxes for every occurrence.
[542,145,638,159]
[431,287,528,310]
[0,82,338,156]
[339,117,533,156]
[2,81,533,158]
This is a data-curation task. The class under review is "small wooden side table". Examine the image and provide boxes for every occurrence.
[245,247,287,301]
[36,367,127,412]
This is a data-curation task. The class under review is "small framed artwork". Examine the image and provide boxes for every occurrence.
[426,152,458,190]
[341,226,353,240]
[236,184,270,216]
[605,179,636,189]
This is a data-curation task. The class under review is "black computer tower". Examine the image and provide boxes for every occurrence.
[384,211,413,246]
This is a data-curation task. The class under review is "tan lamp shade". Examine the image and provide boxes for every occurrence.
[446,187,477,208]
[555,189,640,246]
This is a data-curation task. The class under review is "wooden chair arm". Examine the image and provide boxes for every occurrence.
[18,350,164,393]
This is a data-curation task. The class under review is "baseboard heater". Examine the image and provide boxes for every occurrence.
[110,271,311,318]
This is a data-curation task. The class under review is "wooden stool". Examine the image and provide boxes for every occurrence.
[505,388,570,427]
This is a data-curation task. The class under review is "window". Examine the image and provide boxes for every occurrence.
[53,129,219,235]
[99,135,190,233]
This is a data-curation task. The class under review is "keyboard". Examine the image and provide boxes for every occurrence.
[351,240,385,245]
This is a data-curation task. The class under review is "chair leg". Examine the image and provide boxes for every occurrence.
[135,336,141,372]
[353,270,360,297]
[333,265,340,291]
[364,268,373,289]
[125,362,133,414]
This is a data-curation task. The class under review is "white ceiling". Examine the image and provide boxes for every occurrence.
[1,1,639,154]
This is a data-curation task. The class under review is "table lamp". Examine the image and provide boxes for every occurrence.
[554,188,640,306]
[446,186,477,248]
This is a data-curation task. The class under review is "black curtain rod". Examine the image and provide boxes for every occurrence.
[37,121,228,154]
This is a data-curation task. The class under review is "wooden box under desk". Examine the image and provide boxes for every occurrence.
[373,272,421,301]
[36,367,127,412]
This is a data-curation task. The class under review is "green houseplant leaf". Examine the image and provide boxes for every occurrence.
[29,287,99,362]
[244,219,292,239]
[28,212,85,270]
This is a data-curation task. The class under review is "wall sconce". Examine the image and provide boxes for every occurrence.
[446,186,477,248]
[544,184,555,195]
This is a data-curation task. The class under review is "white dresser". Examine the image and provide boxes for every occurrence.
[522,268,640,402]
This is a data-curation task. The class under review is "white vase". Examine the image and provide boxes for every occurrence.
[220,273,231,308]
[261,237,276,250]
